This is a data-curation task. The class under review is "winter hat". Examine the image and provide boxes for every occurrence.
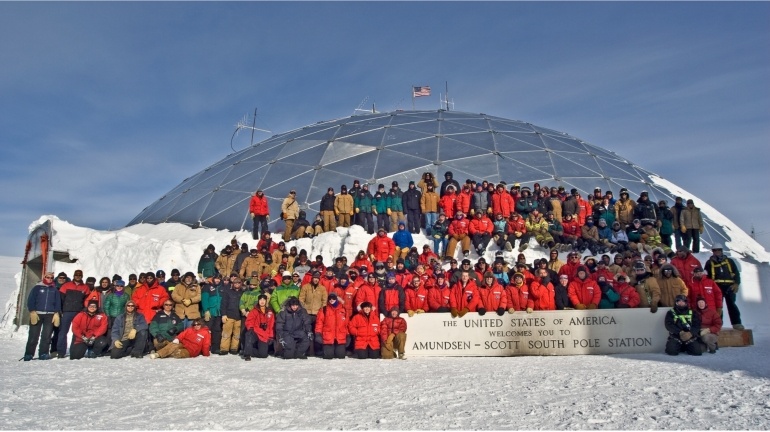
[328,293,338,301]
[378,184,385,189]
[112,274,122,282]
[183,271,196,280]
[675,295,687,304]
[633,261,647,271]
[398,221,406,228]
[576,265,588,275]
[341,185,347,191]
[386,272,396,279]
[409,181,415,186]
[282,271,292,278]
[87,300,99,308]
[311,271,321,278]
[461,259,471,266]
[392,181,399,187]
[360,301,373,309]
[114,280,126,287]
[367,273,376,280]
[257,294,268,301]
[287,297,301,307]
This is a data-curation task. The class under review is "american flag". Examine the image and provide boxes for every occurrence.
[413,86,431,97]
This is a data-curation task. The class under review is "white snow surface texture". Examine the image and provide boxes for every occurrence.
[0,215,768,430]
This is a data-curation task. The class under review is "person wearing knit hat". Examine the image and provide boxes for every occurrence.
[402,180,422,234]
[69,299,110,359]
[320,186,337,233]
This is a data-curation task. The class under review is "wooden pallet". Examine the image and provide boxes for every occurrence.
[717,329,754,347]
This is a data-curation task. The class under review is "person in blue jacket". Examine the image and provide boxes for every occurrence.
[392,221,414,265]
[23,272,62,361]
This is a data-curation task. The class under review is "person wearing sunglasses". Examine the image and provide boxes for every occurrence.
[150,319,211,359]
[110,301,149,359]
[22,272,62,361]
[149,300,183,351]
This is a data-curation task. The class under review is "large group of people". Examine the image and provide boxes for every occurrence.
[24,175,742,361]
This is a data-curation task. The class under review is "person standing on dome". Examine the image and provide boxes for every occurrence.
[403,181,422,234]
[388,181,404,233]
[680,199,704,253]
[319,187,337,233]
[373,184,390,233]
[249,189,270,241]
[281,190,299,242]
[334,185,354,228]
[354,184,374,235]
[440,171,461,198]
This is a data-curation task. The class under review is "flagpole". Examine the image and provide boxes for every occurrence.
[411,85,415,110]
[445,81,449,111]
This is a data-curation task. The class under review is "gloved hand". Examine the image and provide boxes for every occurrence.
[222,316,228,324]
[469,209,475,216]
[508,308,515,314]
[433,234,441,239]
[29,311,39,326]
[679,331,692,342]
[307,332,313,340]
[52,313,60,327]
[182,299,191,307]
[487,207,492,214]
[279,339,286,348]
[450,308,459,318]
[526,307,533,314]
[334,210,339,216]
[259,323,268,330]
[128,329,137,340]
[373,209,378,215]
[575,304,586,310]
[172,338,179,344]
[314,333,323,344]
[477,308,486,316]
[355,208,360,214]
[415,309,425,314]
[586,304,597,310]
[407,310,415,317]
[270,269,277,277]
[114,340,123,349]
[496,307,505,316]
[241,309,248,317]
[731,283,739,293]
[716,308,723,316]
[198,273,204,280]
[204,311,211,322]
[458,308,469,318]
[387,208,392,215]
[250,212,255,218]
[699,227,704,234]
[700,328,711,336]
[650,304,658,313]
[681,226,687,234]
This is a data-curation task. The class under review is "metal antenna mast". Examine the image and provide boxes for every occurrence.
[231,108,271,152]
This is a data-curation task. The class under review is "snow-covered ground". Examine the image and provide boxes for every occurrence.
[0,215,769,430]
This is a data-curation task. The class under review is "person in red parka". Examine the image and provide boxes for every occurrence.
[351,250,373,274]
[314,294,349,359]
[506,272,533,313]
[446,212,471,260]
[670,247,702,288]
[355,273,382,315]
[405,275,430,316]
[558,251,584,281]
[568,266,601,310]
[380,307,407,359]
[492,184,516,218]
[449,271,481,317]
[249,189,270,240]
[242,294,275,360]
[695,295,722,353]
[151,319,211,359]
[70,300,109,359]
[688,267,723,315]
[428,274,452,312]
[478,272,509,316]
[133,273,170,324]
[469,212,494,256]
[348,302,380,359]
[613,273,641,308]
[456,184,472,215]
[530,268,556,311]
[367,228,395,264]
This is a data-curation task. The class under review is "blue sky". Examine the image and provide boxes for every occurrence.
[1,2,768,257]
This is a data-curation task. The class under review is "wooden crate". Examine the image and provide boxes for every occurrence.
[717,329,754,347]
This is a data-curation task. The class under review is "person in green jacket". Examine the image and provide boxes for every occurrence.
[269,272,300,313]
[198,244,218,279]
[354,184,375,234]
[201,274,224,352]
[103,280,130,336]
[148,301,184,350]
[373,184,391,232]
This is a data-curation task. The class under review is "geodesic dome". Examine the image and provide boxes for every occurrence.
[127,109,727,246]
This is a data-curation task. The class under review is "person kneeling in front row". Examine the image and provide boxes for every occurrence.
[380,307,407,360]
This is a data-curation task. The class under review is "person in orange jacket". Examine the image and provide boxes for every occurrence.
[348,302,380,359]
[446,212,472,260]
[427,273,452,312]
[150,318,211,359]
[242,294,275,360]
[688,267,723,315]
[249,189,270,240]
[456,183,472,215]
[405,275,430,316]
[568,266,601,309]
[469,212,494,256]
[355,273,382,316]
[506,272,533,313]
[695,295,722,354]
[315,294,349,359]
[70,300,109,359]
[438,186,458,219]
[449,271,481,317]
[614,273,641,308]
[492,183,516,218]
[478,272,508,316]
[132,272,170,324]
[530,268,556,311]
[380,307,407,359]
[367,228,395,264]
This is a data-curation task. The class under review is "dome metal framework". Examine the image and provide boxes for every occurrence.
[128,110,724,246]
